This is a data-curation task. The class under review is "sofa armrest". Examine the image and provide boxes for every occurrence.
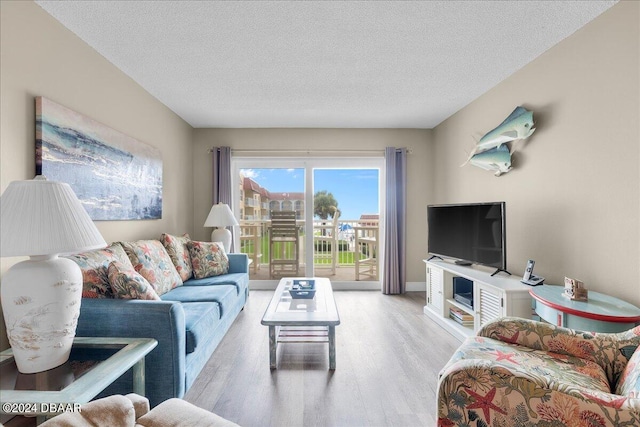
[227,253,249,274]
[478,317,640,386]
[76,299,186,407]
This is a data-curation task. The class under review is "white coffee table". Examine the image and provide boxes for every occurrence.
[261,277,340,369]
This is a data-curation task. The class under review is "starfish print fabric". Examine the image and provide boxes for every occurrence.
[437,317,640,426]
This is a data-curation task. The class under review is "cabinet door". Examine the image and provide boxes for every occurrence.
[475,283,504,330]
[426,266,444,312]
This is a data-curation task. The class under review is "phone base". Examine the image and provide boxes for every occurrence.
[521,277,545,286]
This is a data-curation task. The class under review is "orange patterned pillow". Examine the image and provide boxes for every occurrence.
[160,233,193,281]
[66,243,131,298]
[120,240,183,296]
[107,261,160,300]
[187,241,229,279]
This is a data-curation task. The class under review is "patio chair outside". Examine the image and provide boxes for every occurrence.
[269,210,299,278]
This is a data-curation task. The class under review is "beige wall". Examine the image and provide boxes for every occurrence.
[432,1,639,305]
[193,128,434,283]
[0,1,195,349]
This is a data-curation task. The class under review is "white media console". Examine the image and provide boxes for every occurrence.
[423,259,532,341]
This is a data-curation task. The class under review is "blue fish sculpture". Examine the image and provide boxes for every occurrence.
[462,106,535,168]
[478,106,535,150]
[469,144,512,176]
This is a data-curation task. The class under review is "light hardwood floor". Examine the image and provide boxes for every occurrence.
[184,291,461,427]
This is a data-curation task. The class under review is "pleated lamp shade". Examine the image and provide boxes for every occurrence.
[204,203,239,228]
[0,176,106,257]
[204,203,238,252]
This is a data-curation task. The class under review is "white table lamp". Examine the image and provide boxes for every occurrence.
[0,176,106,373]
[204,203,238,252]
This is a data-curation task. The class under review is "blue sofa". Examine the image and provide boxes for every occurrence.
[75,253,249,407]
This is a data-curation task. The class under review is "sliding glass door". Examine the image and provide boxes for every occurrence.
[232,157,384,284]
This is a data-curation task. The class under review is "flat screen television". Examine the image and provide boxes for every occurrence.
[427,202,507,274]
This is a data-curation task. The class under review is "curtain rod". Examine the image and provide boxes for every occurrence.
[208,148,411,155]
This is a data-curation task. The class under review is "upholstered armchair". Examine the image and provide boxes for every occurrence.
[437,317,640,426]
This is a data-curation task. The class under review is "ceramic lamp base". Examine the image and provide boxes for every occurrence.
[1,255,83,373]
[211,227,232,253]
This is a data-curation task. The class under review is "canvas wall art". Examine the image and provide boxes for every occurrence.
[36,97,162,220]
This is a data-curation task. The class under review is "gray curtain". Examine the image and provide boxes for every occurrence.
[212,146,235,251]
[383,147,407,294]
[212,146,232,205]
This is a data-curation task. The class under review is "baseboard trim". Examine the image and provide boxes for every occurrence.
[405,281,423,292]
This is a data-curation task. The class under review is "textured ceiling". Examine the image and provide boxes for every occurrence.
[36,1,617,129]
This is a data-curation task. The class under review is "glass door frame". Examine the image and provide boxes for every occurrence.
[231,156,385,287]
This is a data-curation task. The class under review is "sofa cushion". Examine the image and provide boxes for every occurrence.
[108,261,160,300]
[161,233,193,282]
[66,243,131,298]
[187,241,229,279]
[615,345,640,397]
[161,285,238,318]
[120,240,183,296]
[183,273,249,297]
[182,302,221,354]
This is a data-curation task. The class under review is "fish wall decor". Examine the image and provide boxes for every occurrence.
[462,106,536,176]
[469,144,512,176]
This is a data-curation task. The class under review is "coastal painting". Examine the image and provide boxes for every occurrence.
[36,97,162,220]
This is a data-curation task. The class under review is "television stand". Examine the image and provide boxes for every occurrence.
[490,268,511,276]
[427,255,443,262]
[423,259,531,341]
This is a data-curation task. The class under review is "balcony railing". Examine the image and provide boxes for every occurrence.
[238,219,379,281]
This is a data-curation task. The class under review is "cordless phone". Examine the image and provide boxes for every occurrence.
[521,259,544,286]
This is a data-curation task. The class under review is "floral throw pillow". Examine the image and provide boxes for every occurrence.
[65,243,131,298]
[107,261,160,300]
[615,345,640,397]
[160,233,193,281]
[120,240,183,296]
[187,241,229,279]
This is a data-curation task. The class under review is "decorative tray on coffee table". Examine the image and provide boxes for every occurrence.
[289,279,316,299]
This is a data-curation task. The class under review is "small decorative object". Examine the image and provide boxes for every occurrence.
[36,96,163,220]
[462,106,536,176]
[204,203,239,252]
[290,279,316,299]
[0,176,107,373]
[564,277,588,301]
